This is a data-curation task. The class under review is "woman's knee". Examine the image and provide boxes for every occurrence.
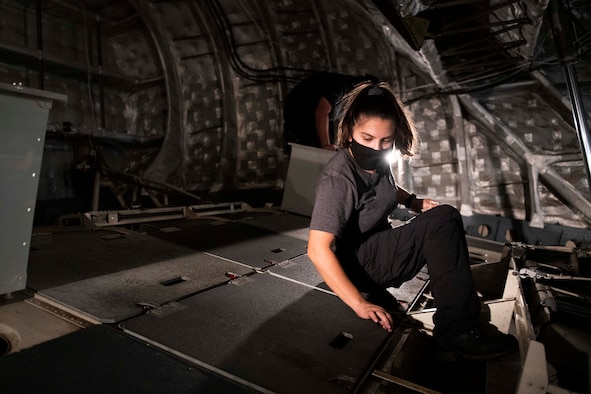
[424,204,464,234]
[427,204,461,220]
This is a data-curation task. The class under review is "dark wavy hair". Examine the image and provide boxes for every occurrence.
[335,81,419,158]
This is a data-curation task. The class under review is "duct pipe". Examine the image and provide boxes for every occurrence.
[563,64,591,193]
[549,0,591,193]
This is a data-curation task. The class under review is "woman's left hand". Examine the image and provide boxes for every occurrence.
[415,198,439,212]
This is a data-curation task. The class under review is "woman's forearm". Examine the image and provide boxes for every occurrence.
[307,230,393,331]
[308,245,365,309]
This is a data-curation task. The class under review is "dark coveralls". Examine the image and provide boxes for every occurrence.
[311,150,481,346]
[350,205,481,345]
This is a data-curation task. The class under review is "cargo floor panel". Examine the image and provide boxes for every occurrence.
[236,210,311,241]
[39,252,253,323]
[28,229,215,290]
[266,253,327,289]
[145,219,308,268]
[121,272,389,394]
[0,324,255,394]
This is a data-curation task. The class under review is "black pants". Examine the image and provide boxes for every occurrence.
[355,204,481,345]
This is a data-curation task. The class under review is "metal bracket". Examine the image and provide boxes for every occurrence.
[84,202,246,226]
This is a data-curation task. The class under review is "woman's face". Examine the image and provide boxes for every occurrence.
[350,116,395,151]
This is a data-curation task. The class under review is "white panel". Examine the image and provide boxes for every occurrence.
[281,143,336,217]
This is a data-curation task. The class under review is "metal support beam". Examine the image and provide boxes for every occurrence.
[434,18,529,39]
[128,0,184,186]
[372,370,442,394]
[445,52,520,73]
[460,94,591,226]
[450,95,473,216]
[439,24,526,57]
[84,202,245,227]
[440,40,526,58]
[443,0,521,30]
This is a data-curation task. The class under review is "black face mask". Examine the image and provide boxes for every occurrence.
[349,138,389,170]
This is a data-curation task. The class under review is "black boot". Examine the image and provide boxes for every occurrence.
[438,326,518,361]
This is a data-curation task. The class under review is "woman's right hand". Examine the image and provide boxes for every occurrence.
[353,301,393,332]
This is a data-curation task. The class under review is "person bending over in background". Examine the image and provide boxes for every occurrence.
[307,80,518,360]
[283,72,377,150]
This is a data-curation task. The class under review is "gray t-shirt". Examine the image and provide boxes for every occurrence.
[310,149,398,255]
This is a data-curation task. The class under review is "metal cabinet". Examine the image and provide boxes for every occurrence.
[0,82,66,296]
